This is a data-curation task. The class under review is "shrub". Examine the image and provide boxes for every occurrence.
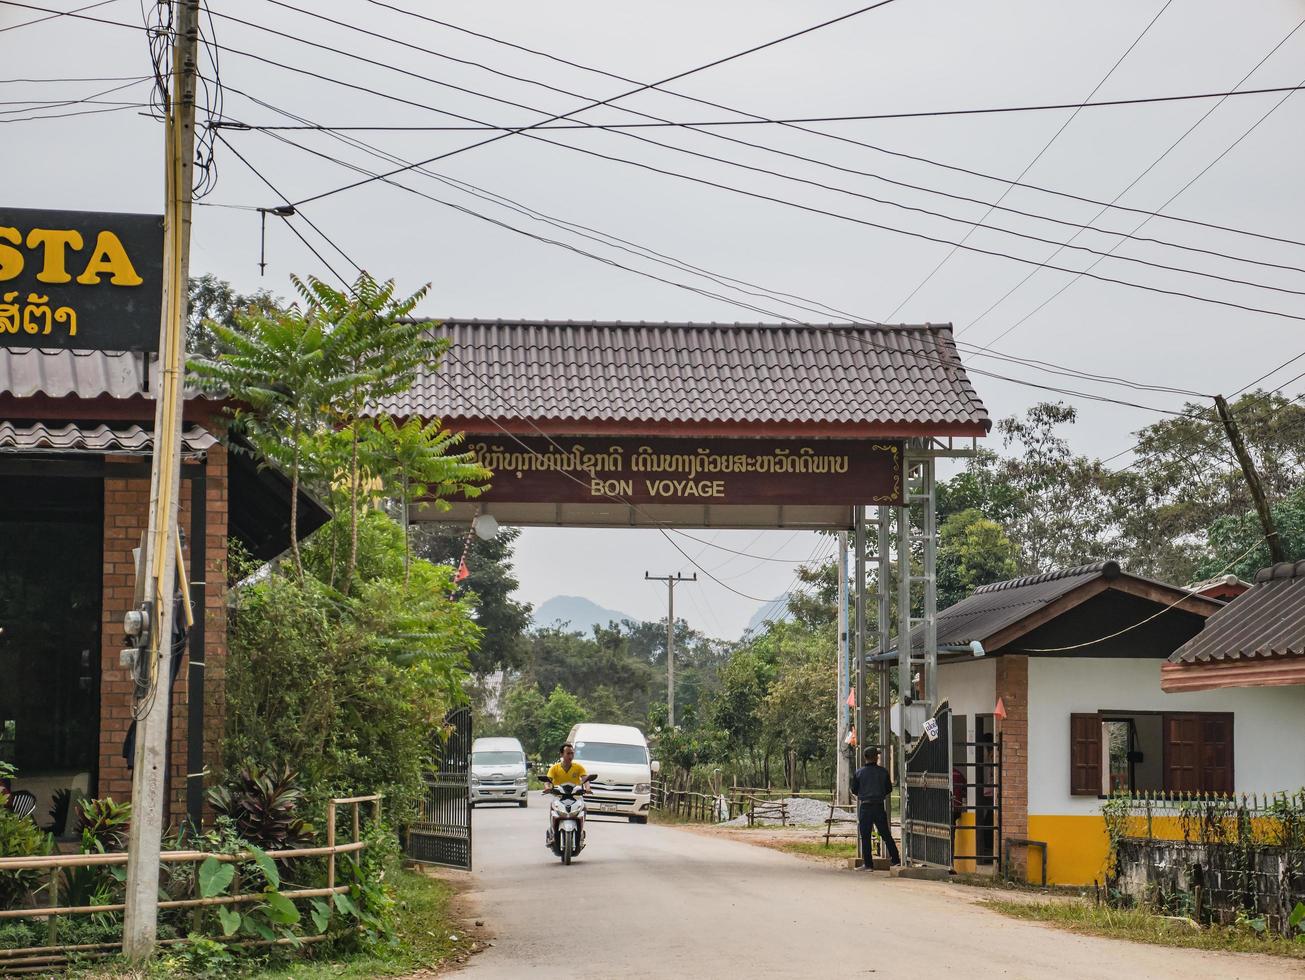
[77,797,132,852]
[208,764,315,850]
[0,809,53,907]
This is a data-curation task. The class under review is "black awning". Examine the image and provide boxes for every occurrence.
[228,440,331,562]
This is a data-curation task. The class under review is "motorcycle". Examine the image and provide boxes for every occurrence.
[543,774,595,865]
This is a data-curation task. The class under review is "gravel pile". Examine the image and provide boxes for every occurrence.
[723,797,855,827]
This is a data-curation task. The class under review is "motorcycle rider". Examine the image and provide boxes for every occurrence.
[542,742,588,847]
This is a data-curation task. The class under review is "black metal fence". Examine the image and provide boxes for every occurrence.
[951,736,1003,873]
[405,707,473,870]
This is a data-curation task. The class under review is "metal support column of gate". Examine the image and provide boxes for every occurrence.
[406,707,473,870]
[894,448,937,865]
[836,529,850,805]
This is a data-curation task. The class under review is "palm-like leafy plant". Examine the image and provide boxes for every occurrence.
[190,272,488,589]
[207,764,314,850]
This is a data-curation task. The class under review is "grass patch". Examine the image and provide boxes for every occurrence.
[776,841,857,861]
[983,898,1305,960]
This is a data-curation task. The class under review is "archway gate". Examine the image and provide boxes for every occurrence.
[371,318,990,868]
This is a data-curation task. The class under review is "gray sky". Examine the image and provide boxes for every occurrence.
[7,0,1305,638]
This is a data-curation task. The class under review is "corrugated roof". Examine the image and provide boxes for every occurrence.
[373,319,989,431]
[910,562,1120,651]
[0,421,216,454]
[1169,560,1305,664]
[0,348,214,400]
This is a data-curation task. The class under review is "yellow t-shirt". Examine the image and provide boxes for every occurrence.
[546,761,588,787]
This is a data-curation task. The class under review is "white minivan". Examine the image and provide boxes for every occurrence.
[470,736,529,807]
[566,723,658,823]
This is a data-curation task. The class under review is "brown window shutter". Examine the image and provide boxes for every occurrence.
[1199,714,1234,795]
[1165,714,1199,793]
[1070,713,1101,796]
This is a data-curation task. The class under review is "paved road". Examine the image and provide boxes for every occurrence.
[458,803,1294,979]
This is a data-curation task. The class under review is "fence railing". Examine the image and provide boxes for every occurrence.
[0,794,381,974]
[1105,790,1305,936]
[1105,790,1305,848]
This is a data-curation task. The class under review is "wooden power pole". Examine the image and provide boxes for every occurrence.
[645,572,696,727]
[123,0,201,961]
[1214,394,1286,564]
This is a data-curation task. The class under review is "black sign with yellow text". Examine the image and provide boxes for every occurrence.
[1,207,163,351]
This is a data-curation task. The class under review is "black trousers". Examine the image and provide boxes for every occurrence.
[858,800,901,865]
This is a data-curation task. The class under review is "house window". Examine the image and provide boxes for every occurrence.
[1069,712,1233,797]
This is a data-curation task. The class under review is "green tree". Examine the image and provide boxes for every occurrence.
[500,683,547,759]
[538,685,587,759]
[938,508,1020,607]
[1196,484,1305,580]
[186,274,278,359]
[411,524,533,677]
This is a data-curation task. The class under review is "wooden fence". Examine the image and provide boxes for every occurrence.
[0,794,380,974]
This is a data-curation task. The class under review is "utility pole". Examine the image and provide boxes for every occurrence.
[123,0,200,961]
[645,572,696,727]
[1214,394,1286,564]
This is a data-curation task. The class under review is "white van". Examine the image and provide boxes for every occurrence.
[566,723,658,823]
[470,736,529,807]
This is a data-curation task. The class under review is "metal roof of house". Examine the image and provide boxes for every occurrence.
[372,319,990,433]
[0,421,216,454]
[1169,560,1305,664]
[0,348,213,401]
[876,560,1221,656]
[924,562,1122,650]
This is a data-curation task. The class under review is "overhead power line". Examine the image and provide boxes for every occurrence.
[960,12,1305,348]
[201,4,1305,295]
[885,0,1177,319]
[178,6,1305,320]
[20,0,1305,255]
[221,122,1207,418]
[220,82,1215,405]
[363,0,1305,253]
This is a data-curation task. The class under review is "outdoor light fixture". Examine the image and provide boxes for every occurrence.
[472,513,499,541]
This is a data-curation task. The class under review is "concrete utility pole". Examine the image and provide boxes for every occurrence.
[1214,394,1286,564]
[645,572,696,727]
[123,0,200,961]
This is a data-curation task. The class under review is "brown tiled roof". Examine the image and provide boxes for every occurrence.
[373,319,989,432]
[1170,560,1305,663]
[0,348,214,401]
[0,420,216,454]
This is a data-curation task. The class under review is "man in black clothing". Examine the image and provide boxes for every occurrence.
[851,747,900,868]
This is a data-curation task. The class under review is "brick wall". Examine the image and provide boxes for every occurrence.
[98,444,227,824]
[996,654,1029,877]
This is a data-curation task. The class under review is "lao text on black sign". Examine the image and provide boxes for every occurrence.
[462,436,903,507]
[0,207,164,352]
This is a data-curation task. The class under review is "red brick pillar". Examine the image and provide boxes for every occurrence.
[100,465,150,804]
[996,654,1029,878]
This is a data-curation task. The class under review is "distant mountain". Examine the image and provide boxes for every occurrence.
[744,595,790,636]
[532,595,636,635]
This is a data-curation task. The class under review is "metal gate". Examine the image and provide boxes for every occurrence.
[405,706,473,870]
[902,701,952,869]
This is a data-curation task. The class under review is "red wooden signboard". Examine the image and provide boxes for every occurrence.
[465,437,902,506]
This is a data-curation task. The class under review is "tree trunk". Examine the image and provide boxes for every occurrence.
[289,424,303,579]
[344,419,361,594]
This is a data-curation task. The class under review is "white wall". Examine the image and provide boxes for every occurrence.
[1027,658,1305,815]
[938,658,997,807]
[938,657,996,722]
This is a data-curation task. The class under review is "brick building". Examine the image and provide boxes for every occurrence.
[0,348,324,831]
